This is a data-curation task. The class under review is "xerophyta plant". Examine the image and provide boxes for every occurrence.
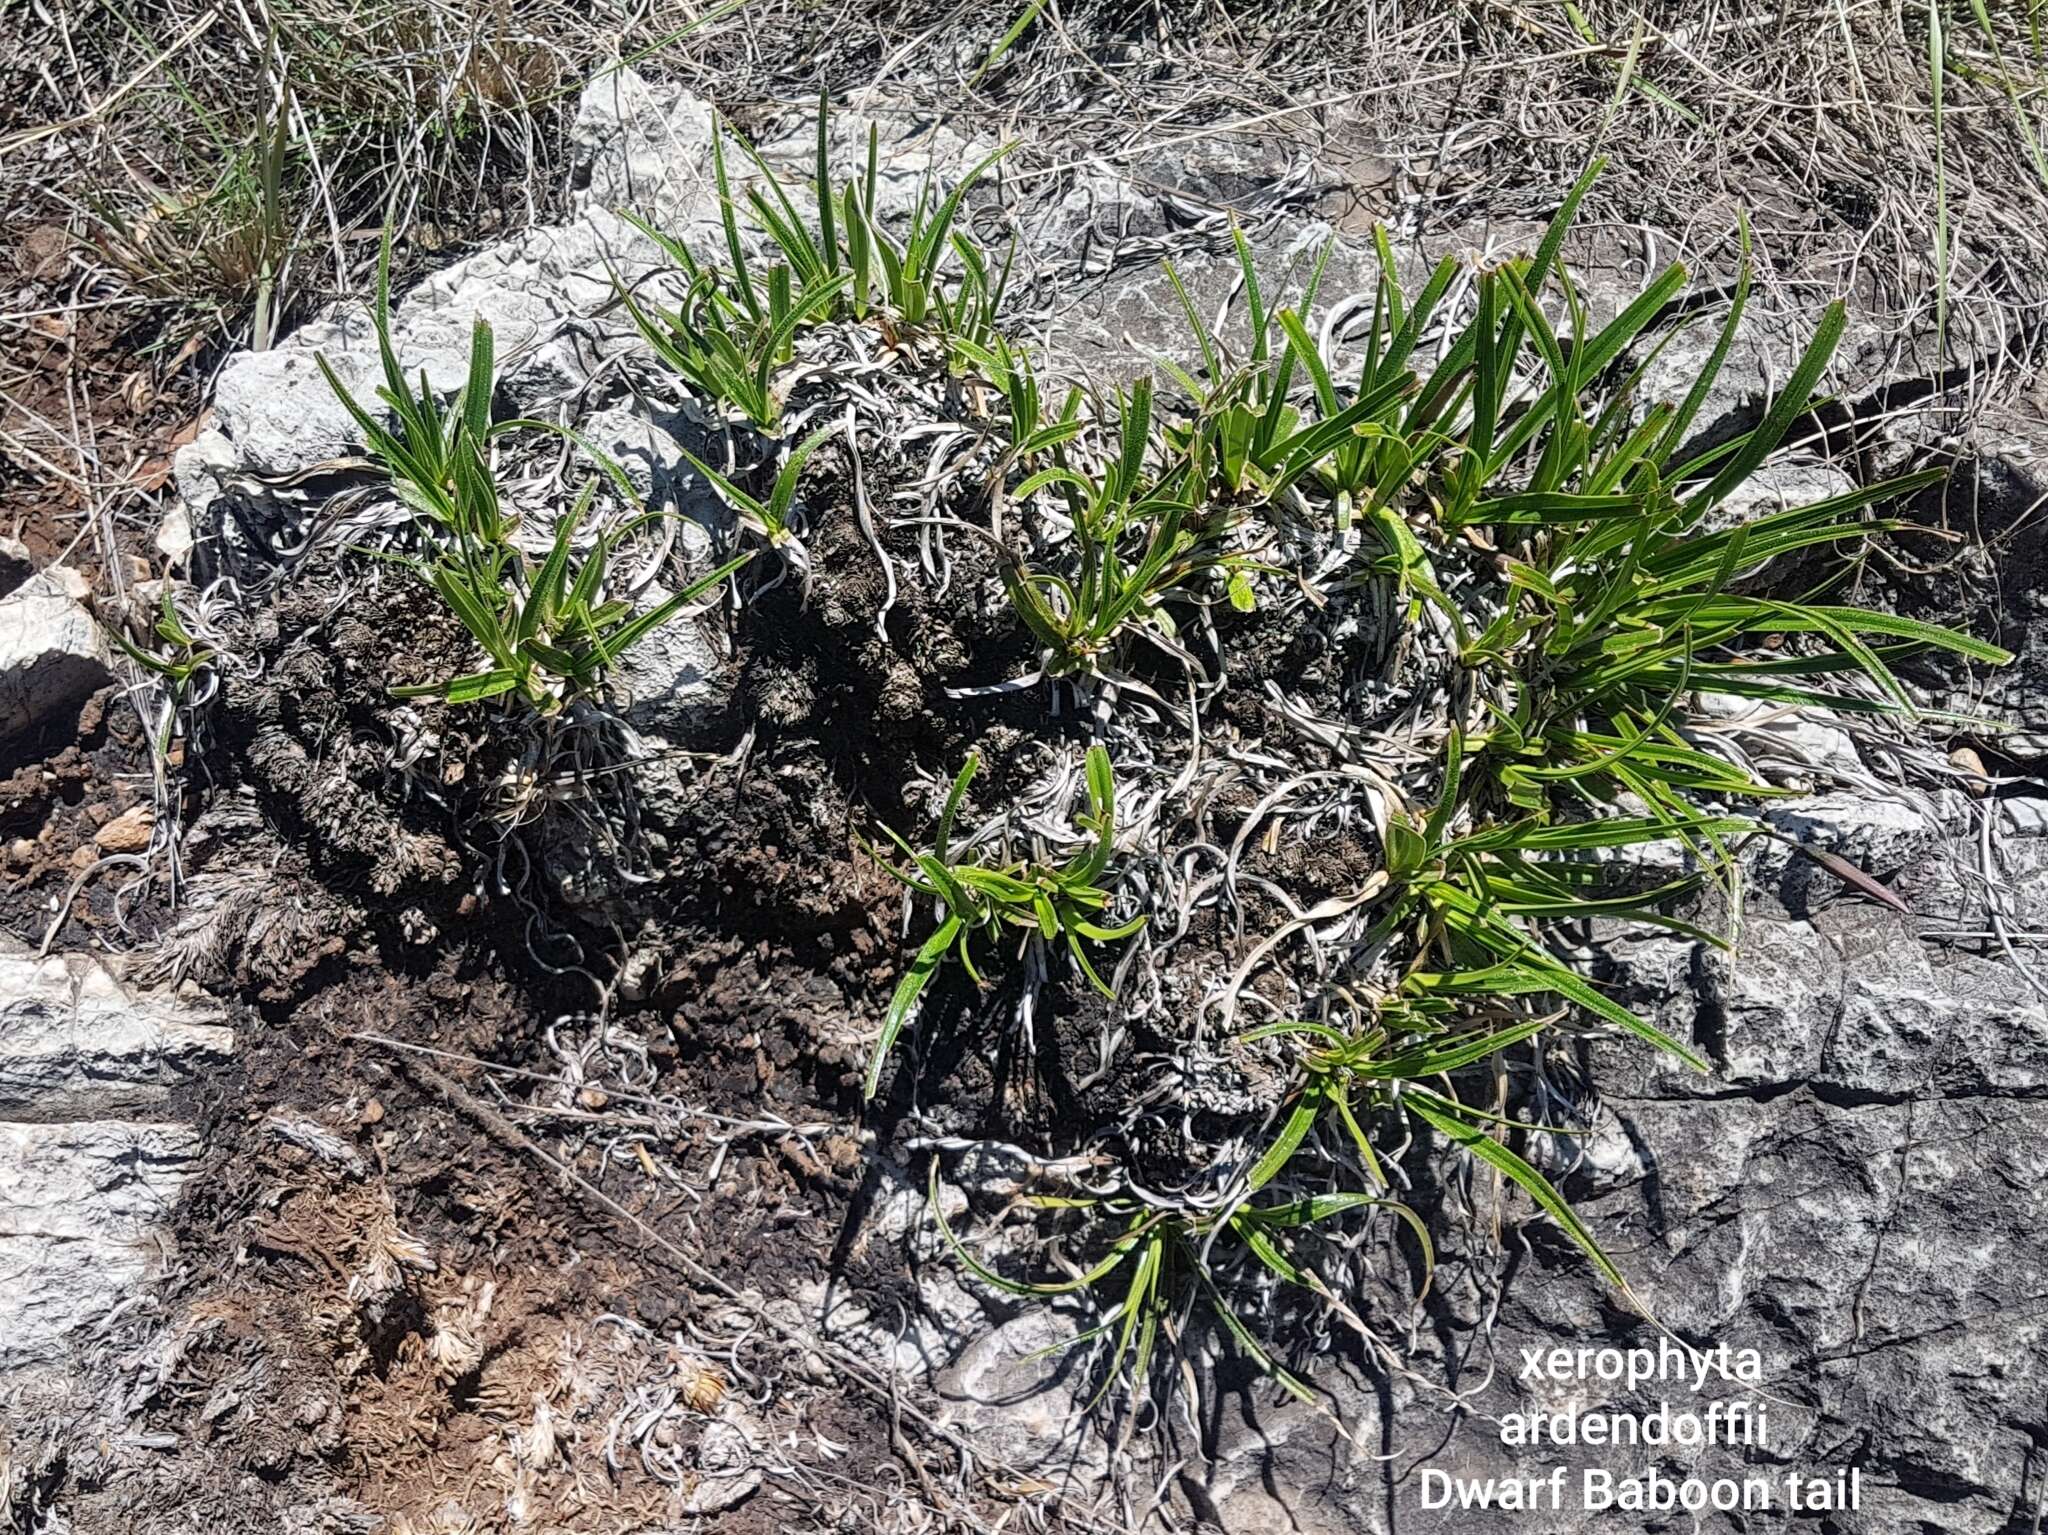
[105,584,226,828]
[931,1160,1427,1419]
[1159,229,1326,499]
[109,584,218,703]
[1372,731,1742,1073]
[387,480,747,711]
[910,154,2012,1426]
[996,378,1263,687]
[676,423,841,575]
[1247,1001,1630,1299]
[318,231,512,550]
[613,210,848,433]
[1311,169,2012,821]
[864,746,1145,1099]
[614,94,1013,432]
[320,231,748,712]
[728,93,1013,335]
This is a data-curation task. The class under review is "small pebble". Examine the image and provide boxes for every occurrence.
[93,804,155,853]
[1949,745,1990,797]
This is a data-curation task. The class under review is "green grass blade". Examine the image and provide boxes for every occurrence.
[461,320,495,441]
[1687,300,1846,515]
[816,91,839,279]
[1405,1089,1629,1293]
[712,117,761,320]
[867,914,962,1099]
[1246,1081,1324,1192]
[1657,214,1751,464]
[968,0,1049,89]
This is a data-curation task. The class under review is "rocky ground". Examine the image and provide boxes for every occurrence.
[6,12,2048,1535]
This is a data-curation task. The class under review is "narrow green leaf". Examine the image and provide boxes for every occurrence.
[1406,1089,1630,1293]
[866,915,962,1099]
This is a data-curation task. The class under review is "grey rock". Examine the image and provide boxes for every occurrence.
[2001,796,2048,837]
[571,66,720,230]
[1701,915,1843,1085]
[208,315,374,478]
[1193,1002,2048,1535]
[1689,693,1866,788]
[613,583,726,744]
[0,565,112,738]
[1619,898,2048,1102]
[551,405,732,744]
[1023,171,1167,263]
[931,1303,1105,1477]
[0,948,235,1118]
[168,428,241,565]
[202,213,654,487]
[1123,133,1313,218]
[1543,1093,2048,1535]
[0,1119,202,1371]
[0,946,232,1381]
[1170,770,2048,1535]
[1708,458,1856,527]
[1821,912,2048,1098]
[1048,217,1377,386]
[578,401,715,514]
[758,107,999,223]
[153,504,194,569]
[173,206,673,573]
[785,1163,1110,1483]
[1759,789,1954,877]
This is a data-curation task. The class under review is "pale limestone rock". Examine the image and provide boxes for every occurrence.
[0,565,111,737]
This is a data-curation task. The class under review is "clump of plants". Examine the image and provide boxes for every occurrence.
[316,123,2008,1440]
[613,92,1011,436]
[871,160,2004,1419]
[319,234,747,715]
[864,745,1144,1099]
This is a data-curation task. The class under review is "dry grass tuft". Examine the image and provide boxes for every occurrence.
[0,0,720,346]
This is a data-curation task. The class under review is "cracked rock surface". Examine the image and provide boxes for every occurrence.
[1189,797,2048,1534]
[0,946,234,1374]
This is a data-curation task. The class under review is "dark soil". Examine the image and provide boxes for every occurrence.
[41,931,919,1534]
[0,265,210,582]
[0,682,161,943]
[0,370,1432,1522]
[0,495,976,1528]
